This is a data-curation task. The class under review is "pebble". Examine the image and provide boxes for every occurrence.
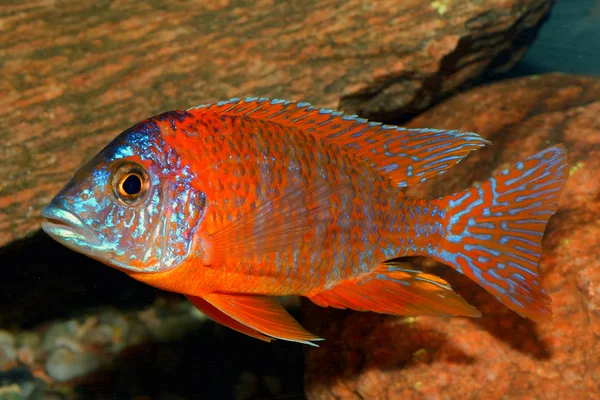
[0,384,23,400]
[45,346,100,383]
[40,322,79,352]
[0,330,17,372]
[233,371,258,400]
[263,375,282,396]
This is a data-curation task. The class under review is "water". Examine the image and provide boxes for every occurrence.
[508,0,600,76]
[1,1,598,399]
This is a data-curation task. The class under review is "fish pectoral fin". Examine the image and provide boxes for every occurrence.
[186,295,274,342]
[199,293,323,346]
[310,262,481,318]
[209,181,350,264]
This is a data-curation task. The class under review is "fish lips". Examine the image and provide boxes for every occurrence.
[41,204,102,249]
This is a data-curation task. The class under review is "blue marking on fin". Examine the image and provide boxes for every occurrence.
[506,259,536,274]
[506,163,539,186]
[515,186,562,203]
[507,201,544,216]
[448,191,471,209]
[381,163,400,173]
[376,273,410,286]
[463,243,501,257]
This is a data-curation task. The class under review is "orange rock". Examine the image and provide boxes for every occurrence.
[0,0,551,246]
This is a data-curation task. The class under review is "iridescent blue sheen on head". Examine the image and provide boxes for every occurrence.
[41,115,206,273]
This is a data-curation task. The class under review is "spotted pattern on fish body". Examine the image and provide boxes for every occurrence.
[152,108,441,295]
[41,97,568,345]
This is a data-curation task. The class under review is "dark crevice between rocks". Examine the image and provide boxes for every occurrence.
[0,230,158,329]
[338,2,551,126]
[0,231,308,399]
[70,329,307,400]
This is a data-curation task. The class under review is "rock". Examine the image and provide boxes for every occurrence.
[304,73,600,399]
[2,298,209,388]
[233,371,258,400]
[0,384,23,400]
[0,330,49,400]
[45,346,100,383]
[263,375,283,397]
[0,0,552,246]
[0,331,17,372]
[40,322,80,353]
[138,300,207,342]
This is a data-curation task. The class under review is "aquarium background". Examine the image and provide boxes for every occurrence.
[1,1,599,399]
[507,0,600,77]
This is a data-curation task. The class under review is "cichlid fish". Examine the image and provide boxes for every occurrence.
[41,97,568,345]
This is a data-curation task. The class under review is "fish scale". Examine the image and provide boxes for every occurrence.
[174,112,407,291]
[152,107,459,294]
[41,97,568,345]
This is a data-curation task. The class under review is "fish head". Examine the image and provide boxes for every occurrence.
[41,112,206,273]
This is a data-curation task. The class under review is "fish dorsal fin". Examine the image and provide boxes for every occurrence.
[188,98,489,187]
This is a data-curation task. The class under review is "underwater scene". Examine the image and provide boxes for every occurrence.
[1,1,599,399]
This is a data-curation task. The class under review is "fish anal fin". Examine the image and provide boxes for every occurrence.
[186,295,273,342]
[203,293,323,346]
[188,98,489,187]
[310,263,481,318]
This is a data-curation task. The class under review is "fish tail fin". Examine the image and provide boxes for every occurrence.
[432,145,568,322]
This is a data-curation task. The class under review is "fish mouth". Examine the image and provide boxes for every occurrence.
[41,204,101,247]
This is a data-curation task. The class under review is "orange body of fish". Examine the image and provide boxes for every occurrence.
[42,98,568,345]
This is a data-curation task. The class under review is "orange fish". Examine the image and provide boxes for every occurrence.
[41,98,568,345]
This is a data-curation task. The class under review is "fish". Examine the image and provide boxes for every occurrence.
[41,97,568,345]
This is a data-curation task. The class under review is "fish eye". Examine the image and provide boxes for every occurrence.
[110,162,150,205]
[120,173,142,196]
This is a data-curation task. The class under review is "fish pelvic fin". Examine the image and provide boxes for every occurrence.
[309,263,481,317]
[431,145,568,322]
[191,293,322,346]
[188,97,489,187]
[186,295,274,342]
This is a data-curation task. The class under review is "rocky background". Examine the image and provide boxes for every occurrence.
[1,1,598,399]
[304,73,600,400]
